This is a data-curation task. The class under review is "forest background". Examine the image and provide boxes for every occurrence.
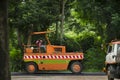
[9,0,120,72]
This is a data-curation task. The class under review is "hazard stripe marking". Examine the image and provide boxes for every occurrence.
[24,55,83,59]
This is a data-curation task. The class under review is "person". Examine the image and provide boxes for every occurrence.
[35,40,46,53]
[36,40,43,47]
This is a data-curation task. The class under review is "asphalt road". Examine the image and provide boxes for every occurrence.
[11,72,120,80]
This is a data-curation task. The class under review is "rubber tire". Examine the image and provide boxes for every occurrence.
[25,62,38,74]
[108,75,114,80]
[107,66,114,80]
[70,61,82,74]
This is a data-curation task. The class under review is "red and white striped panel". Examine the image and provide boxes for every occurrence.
[24,55,84,59]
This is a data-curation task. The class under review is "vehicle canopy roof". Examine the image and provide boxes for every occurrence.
[111,41,120,44]
[29,31,53,45]
[31,31,52,35]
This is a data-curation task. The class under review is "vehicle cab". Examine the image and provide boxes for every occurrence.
[106,41,120,64]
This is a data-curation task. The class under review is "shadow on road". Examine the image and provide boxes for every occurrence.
[11,71,106,76]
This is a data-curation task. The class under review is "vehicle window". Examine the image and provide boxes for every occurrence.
[54,48,62,53]
[40,46,46,53]
[32,45,46,53]
[107,44,114,53]
[117,44,120,55]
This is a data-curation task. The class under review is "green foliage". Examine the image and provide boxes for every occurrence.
[9,30,23,72]
[73,0,120,42]
[10,43,23,72]
[64,37,81,52]
[84,47,105,72]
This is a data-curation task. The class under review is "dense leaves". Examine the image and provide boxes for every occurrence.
[74,0,120,42]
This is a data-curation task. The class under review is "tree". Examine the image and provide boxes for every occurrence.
[0,0,11,80]
[9,0,62,44]
[73,0,120,42]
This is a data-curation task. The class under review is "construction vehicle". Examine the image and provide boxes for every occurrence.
[23,31,84,74]
[105,40,120,80]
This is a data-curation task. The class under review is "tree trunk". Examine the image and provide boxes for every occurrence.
[0,0,11,80]
[60,0,65,45]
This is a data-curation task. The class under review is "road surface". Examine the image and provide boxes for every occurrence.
[11,72,120,80]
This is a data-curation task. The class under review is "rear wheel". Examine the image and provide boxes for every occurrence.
[70,61,82,74]
[25,62,38,74]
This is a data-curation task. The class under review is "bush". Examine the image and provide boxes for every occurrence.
[10,45,23,72]
[83,47,106,72]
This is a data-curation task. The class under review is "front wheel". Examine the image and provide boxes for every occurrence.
[70,61,82,74]
[107,66,114,80]
[25,62,38,74]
